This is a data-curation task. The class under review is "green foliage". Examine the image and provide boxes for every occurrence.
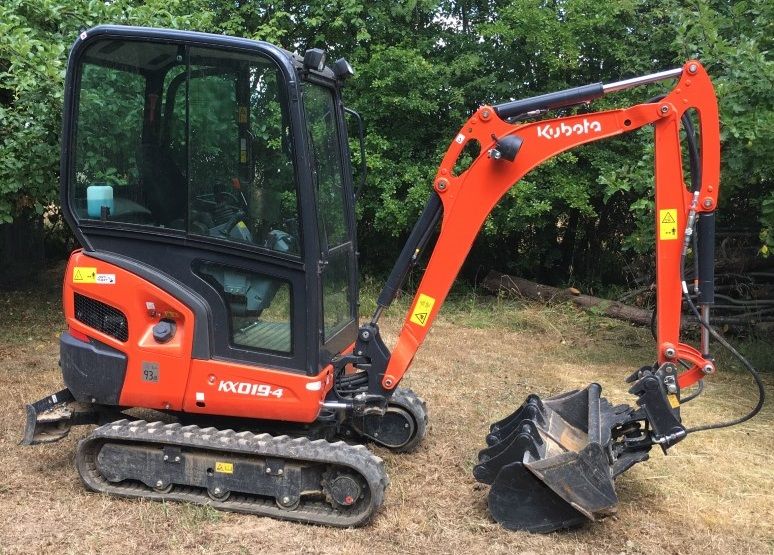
[0,0,216,221]
[671,0,773,256]
[1,0,771,283]
[75,63,146,188]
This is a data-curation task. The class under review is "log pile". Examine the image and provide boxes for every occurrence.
[481,270,774,331]
[481,230,774,330]
[481,270,653,326]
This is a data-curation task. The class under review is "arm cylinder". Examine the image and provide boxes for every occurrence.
[493,67,682,120]
[602,67,683,93]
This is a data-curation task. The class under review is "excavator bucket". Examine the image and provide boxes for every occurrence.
[474,384,651,533]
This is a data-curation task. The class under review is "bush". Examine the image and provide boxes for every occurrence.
[1,0,770,285]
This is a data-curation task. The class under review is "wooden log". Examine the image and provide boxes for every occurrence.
[482,270,654,327]
[482,270,773,330]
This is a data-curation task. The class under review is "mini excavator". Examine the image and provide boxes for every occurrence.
[23,26,764,532]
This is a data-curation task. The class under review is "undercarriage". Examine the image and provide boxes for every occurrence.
[77,420,388,527]
[23,386,427,527]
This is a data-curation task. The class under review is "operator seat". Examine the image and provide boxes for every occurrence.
[137,143,187,228]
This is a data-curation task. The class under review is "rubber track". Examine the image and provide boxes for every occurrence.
[76,419,389,527]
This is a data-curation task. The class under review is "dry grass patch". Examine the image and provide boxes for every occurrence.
[0,276,771,554]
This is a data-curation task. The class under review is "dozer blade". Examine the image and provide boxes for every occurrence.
[474,384,650,533]
[21,389,79,445]
[21,388,101,445]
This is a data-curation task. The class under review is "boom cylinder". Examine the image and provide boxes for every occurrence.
[372,192,442,322]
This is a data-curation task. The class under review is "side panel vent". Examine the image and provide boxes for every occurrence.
[74,293,129,342]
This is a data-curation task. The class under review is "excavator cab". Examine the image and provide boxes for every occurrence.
[59,27,363,416]
[23,26,425,527]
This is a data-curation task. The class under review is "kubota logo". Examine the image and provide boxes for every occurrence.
[537,118,602,140]
[218,380,284,398]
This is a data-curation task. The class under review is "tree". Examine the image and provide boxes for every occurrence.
[671,0,773,256]
[0,0,770,287]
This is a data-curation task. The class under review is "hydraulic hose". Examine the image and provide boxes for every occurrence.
[680,285,765,433]
[676,115,765,434]
[680,378,705,403]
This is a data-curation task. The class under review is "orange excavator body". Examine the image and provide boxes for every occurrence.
[23,26,762,532]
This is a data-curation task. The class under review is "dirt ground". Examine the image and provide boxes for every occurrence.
[0,279,771,554]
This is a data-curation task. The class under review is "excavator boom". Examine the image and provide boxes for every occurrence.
[381,61,719,392]
[358,61,726,531]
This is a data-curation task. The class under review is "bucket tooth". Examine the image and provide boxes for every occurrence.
[476,383,652,533]
[486,396,546,446]
[474,422,542,484]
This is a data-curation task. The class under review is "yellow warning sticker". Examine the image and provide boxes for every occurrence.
[73,267,97,283]
[410,293,436,327]
[659,209,678,241]
[667,393,680,409]
[238,106,248,123]
[215,462,234,474]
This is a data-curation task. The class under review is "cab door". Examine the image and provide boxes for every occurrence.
[301,81,359,362]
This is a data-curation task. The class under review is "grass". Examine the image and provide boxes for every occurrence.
[363,277,774,371]
[0,265,772,554]
[0,266,64,344]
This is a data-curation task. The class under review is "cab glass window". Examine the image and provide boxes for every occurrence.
[196,261,292,354]
[321,250,352,339]
[74,43,163,225]
[302,83,356,340]
[71,40,300,256]
[302,84,348,249]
